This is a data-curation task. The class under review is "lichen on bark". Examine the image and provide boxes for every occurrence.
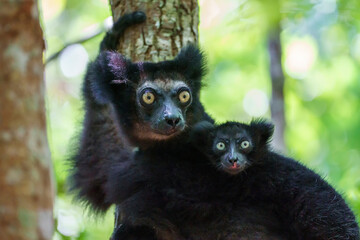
[110,0,199,61]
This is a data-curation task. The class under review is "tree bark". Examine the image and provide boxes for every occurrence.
[268,25,286,152]
[0,1,54,240]
[110,0,199,61]
[108,0,199,236]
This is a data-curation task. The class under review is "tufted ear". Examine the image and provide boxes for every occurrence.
[190,121,215,148]
[249,119,274,146]
[174,44,207,84]
[86,51,134,104]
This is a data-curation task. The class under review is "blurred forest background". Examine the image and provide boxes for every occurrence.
[41,0,360,239]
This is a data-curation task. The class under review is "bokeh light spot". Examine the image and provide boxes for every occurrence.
[57,210,82,237]
[285,38,317,79]
[41,0,65,21]
[104,16,114,29]
[243,89,269,117]
[59,44,89,78]
[315,0,337,14]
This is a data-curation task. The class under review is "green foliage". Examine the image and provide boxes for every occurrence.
[41,0,360,238]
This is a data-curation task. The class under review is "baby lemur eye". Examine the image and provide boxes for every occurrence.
[216,142,226,150]
[240,140,250,149]
[141,90,155,105]
[178,90,191,104]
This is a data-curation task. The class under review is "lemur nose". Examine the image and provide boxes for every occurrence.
[165,116,181,127]
[228,158,238,164]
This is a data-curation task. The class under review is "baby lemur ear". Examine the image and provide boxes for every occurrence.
[250,119,274,146]
[174,44,207,84]
[87,51,134,104]
[190,121,215,147]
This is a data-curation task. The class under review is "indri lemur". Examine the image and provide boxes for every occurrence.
[68,10,212,237]
[191,120,360,239]
[105,120,359,239]
[68,11,359,240]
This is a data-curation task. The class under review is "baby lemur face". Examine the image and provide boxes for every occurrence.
[192,120,274,175]
[211,125,254,174]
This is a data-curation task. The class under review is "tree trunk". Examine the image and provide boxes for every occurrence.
[0,1,54,240]
[110,0,199,61]
[108,0,199,236]
[267,25,286,152]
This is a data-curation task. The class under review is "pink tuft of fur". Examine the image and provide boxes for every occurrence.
[107,52,127,80]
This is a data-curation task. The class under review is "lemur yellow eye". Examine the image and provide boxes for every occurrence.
[179,90,190,104]
[142,91,155,105]
[216,142,226,150]
[241,140,250,149]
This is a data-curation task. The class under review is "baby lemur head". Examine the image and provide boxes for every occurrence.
[192,120,274,175]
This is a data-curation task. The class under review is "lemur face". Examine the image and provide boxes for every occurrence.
[192,121,274,175]
[93,45,206,144]
[134,79,192,140]
[211,125,254,175]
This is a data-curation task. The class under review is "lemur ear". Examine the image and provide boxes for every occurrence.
[250,119,274,146]
[174,44,207,82]
[190,121,215,147]
[87,51,133,104]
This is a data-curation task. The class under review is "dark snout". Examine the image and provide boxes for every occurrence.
[156,100,185,135]
[223,153,246,167]
[221,147,248,175]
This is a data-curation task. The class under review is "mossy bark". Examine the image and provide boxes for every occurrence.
[0,1,54,240]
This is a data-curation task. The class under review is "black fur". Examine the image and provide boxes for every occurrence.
[68,11,358,240]
[68,11,147,213]
[110,224,157,240]
[88,45,209,147]
[68,11,212,214]
[105,120,359,239]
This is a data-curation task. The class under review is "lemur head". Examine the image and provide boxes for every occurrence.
[191,120,274,175]
[88,45,206,146]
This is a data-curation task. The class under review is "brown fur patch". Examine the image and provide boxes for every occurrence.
[133,122,181,141]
